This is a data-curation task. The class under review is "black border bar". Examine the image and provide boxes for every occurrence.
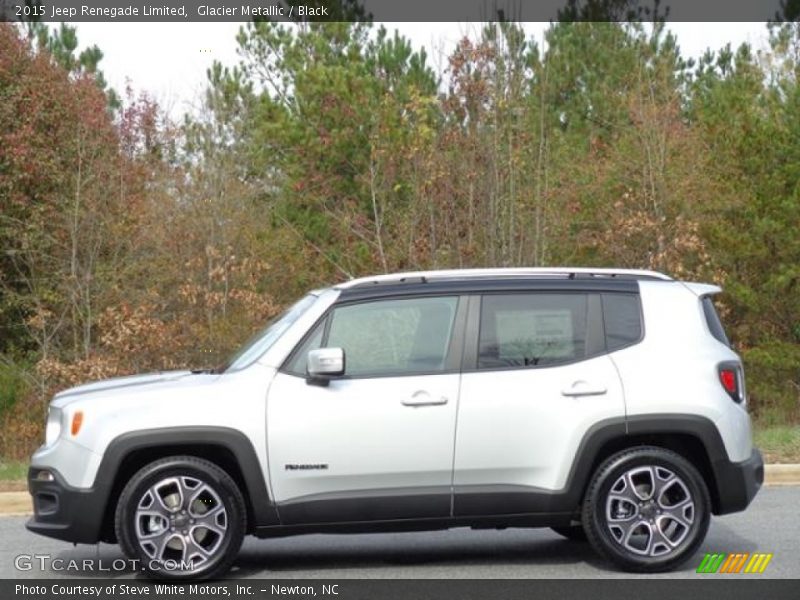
[0,0,792,23]
[5,579,800,600]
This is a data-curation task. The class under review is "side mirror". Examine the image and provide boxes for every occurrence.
[306,347,345,386]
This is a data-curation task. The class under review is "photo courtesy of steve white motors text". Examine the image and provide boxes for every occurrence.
[15,583,340,597]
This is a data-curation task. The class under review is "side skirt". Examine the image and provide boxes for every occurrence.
[252,512,575,538]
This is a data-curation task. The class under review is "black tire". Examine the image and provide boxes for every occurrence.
[551,525,588,542]
[582,446,710,572]
[115,455,246,580]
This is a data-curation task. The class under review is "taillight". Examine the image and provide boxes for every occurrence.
[718,362,743,403]
[720,370,736,394]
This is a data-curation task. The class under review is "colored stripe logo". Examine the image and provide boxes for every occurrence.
[697,552,773,574]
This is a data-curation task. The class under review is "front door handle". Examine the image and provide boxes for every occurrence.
[402,390,449,407]
[561,380,607,397]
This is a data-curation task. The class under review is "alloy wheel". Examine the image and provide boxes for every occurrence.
[604,465,695,557]
[134,475,228,570]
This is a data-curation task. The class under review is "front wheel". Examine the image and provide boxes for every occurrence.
[115,456,246,580]
[582,446,710,572]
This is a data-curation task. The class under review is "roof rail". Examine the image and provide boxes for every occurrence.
[338,267,672,289]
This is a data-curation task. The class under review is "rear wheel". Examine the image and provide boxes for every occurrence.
[582,446,710,572]
[115,456,245,580]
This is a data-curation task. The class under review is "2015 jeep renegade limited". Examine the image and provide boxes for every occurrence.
[27,268,763,579]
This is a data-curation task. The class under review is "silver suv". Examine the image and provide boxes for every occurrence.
[27,268,763,579]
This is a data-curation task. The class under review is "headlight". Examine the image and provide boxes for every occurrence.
[44,406,63,447]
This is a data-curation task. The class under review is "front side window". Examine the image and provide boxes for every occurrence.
[323,296,459,377]
[478,293,589,369]
[284,318,326,375]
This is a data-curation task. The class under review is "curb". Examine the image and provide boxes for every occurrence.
[0,491,32,516]
[1,465,799,517]
[764,463,800,486]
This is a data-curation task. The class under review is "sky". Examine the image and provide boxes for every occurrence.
[69,22,770,119]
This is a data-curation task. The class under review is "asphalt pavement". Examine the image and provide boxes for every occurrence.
[1,487,797,579]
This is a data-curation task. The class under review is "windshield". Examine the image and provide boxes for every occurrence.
[223,294,318,372]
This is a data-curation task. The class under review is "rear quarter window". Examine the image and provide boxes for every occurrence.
[601,293,643,351]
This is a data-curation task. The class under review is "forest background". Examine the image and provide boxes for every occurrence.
[1,2,799,464]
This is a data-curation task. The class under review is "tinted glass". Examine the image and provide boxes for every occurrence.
[284,318,326,375]
[702,296,731,346]
[602,293,642,351]
[326,297,458,377]
[478,293,588,369]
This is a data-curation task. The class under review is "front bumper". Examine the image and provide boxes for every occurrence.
[26,467,108,544]
[712,448,764,515]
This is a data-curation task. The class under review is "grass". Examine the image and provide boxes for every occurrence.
[754,425,800,464]
[0,460,27,490]
[0,460,26,481]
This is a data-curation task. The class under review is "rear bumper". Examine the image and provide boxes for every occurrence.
[25,467,106,544]
[712,448,764,515]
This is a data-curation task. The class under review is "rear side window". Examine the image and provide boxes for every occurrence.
[601,293,642,351]
[478,293,588,369]
[701,296,731,346]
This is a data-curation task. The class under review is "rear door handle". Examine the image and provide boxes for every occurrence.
[402,390,449,407]
[561,381,607,397]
